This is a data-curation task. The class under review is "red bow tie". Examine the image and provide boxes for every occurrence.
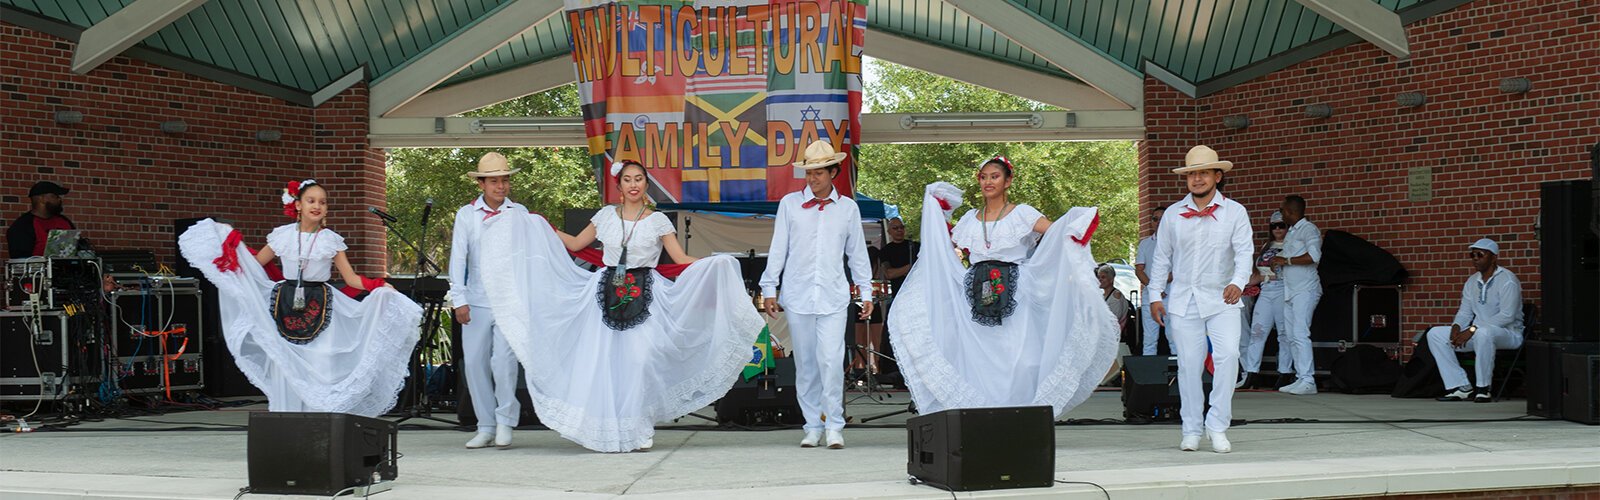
[1179,204,1220,219]
[801,198,833,211]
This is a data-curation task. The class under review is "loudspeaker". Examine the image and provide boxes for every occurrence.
[1121,355,1210,421]
[1562,354,1600,425]
[1538,180,1598,342]
[248,412,398,495]
[907,406,1054,492]
[715,356,803,425]
[1524,340,1599,418]
[175,218,260,398]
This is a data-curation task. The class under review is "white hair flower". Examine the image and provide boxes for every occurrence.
[609,161,626,177]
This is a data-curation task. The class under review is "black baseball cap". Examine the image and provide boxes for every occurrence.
[28,181,69,197]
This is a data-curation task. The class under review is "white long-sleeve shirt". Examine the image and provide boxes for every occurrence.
[1280,217,1323,299]
[447,195,524,309]
[1147,192,1253,319]
[759,187,873,315]
[1135,235,1159,305]
[1453,267,1523,336]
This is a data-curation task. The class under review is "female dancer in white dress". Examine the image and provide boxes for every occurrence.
[888,156,1119,418]
[176,179,421,417]
[480,161,764,452]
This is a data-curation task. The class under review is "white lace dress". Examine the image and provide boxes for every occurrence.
[887,183,1119,418]
[480,206,764,452]
[176,220,421,417]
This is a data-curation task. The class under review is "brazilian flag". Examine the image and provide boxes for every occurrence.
[742,326,776,381]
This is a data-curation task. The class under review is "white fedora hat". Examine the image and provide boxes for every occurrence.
[1173,145,1234,174]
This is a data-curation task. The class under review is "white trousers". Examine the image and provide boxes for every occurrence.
[461,305,521,432]
[1426,324,1523,390]
[1282,290,1321,383]
[785,311,847,431]
[1169,297,1241,436]
[1241,286,1291,374]
[1140,290,1174,355]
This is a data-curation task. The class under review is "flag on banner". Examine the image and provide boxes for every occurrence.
[743,326,776,380]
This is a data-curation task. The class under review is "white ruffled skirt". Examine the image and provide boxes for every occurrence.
[480,207,764,452]
[176,219,422,417]
[887,183,1120,419]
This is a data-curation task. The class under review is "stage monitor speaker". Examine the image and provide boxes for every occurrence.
[1524,340,1599,418]
[1538,180,1598,342]
[248,412,398,496]
[1562,353,1600,425]
[907,406,1054,492]
[716,356,803,425]
[1121,355,1210,421]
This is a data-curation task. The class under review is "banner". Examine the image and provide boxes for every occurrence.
[565,0,865,203]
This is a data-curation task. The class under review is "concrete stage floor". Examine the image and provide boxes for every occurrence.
[1,389,1596,499]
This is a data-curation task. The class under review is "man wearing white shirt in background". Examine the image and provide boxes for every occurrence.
[1270,195,1322,396]
[1426,238,1523,402]
[447,153,524,449]
[1148,145,1253,454]
[760,141,874,450]
[1134,207,1174,355]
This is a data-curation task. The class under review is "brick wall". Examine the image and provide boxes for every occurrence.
[1,23,387,276]
[1140,0,1598,338]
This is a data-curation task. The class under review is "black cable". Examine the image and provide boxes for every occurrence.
[1056,479,1110,499]
[233,487,251,500]
[906,476,958,500]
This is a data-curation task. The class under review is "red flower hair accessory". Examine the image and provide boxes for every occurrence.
[281,179,318,219]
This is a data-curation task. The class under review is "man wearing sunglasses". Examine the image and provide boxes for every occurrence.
[1269,195,1322,396]
[1424,238,1524,402]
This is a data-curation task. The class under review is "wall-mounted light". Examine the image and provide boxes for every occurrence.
[54,110,83,125]
[254,129,282,142]
[1222,115,1251,129]
[469,118,586,133]
[160,120,188,134]
[1498,77,1532,94]
[1395,92,1427,108]
[899,113,1044,130]
[1304,104,1333,118]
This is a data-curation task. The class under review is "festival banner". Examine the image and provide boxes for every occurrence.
[564,0,865,203]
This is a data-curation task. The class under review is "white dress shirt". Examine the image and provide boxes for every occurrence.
[1280,218,1323,299]
[1135,235,1159,305]
[760,187,873,315]
[1453,267,1524,335]
[448,195,525,309]
[1147,192,1253,318]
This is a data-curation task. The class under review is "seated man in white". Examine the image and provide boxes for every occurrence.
[1426,238,1523,403]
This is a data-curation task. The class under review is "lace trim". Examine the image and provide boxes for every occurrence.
[964,262,1019,327]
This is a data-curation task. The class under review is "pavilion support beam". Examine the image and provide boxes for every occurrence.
[71,0,207,74]
[1294,0,1410,59]
[946,0,1143,110]
[386,57,575,117]
[368,0,562,117]
[865,28,1126,111]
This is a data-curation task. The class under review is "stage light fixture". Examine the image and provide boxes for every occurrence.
[469,118,586,133]
[1304,104,1333,118]
[1499,77,1532,94]
[255,129,283,142]
[899,113,1043,130]
[1222,115,1251,129]
[160,120,188,134]
[54,110,83,125]
[1395,92,1427,108]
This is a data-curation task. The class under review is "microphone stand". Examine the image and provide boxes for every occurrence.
[376,211,458,427]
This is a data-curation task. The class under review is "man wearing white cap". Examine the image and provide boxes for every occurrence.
[448,152,524,448]
[760,140,874,450]
[1147,145,1253,453]
[1425,238,1523,402]
[1270,195,1322,395]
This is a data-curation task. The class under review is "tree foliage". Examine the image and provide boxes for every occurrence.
[857,60,1139,263]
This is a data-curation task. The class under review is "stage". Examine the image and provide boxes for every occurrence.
[1,390,1595,499]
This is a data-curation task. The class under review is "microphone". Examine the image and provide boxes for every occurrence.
[369,206,398,223]
[419,198,434,228]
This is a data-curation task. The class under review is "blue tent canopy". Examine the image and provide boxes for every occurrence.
[659,194,893,220]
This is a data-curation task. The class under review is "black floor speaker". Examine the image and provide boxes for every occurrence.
[715,356,803,425]
[1524,340,1599,418]
[1538,179,1598,342]
[1562,353,1600,425]
[248,412,398,496]
[1121,355,1211,420]
[907,406,1054,492]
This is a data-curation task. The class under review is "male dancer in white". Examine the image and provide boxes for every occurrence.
[760,141,874,450]
[1271,195,1322,395]
[1148,145,1254,453]
[448,153,523,449]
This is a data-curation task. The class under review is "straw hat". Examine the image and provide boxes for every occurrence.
[1173,145,1233,174]
[792,141,848,176]
[465,152,519,178]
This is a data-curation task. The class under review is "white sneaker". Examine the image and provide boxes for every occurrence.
[1236,371,1253,389]
[465,431,495,449]
[800,430,822,448]
[1179,435,1200,451]
[825,429,844,449]
[637,438,653,452]
[494,424,514,447]
[1284,379,1318,395]
[1208,431,1232,453]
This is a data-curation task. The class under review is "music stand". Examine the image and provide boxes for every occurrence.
[376,213,457,427]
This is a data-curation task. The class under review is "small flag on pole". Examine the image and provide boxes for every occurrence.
[742,326,776,381]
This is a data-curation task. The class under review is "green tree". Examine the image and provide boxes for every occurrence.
[857,60,1138,264]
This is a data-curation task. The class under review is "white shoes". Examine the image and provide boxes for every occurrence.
[465,431,495,449]
[800,429,822,448]
[637,438,654,452]
[1179,435,1201,451]
[1207,431,1232,453]
[494,424,514,448]
[825,429,844,449]
[1279,379,1318,395]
